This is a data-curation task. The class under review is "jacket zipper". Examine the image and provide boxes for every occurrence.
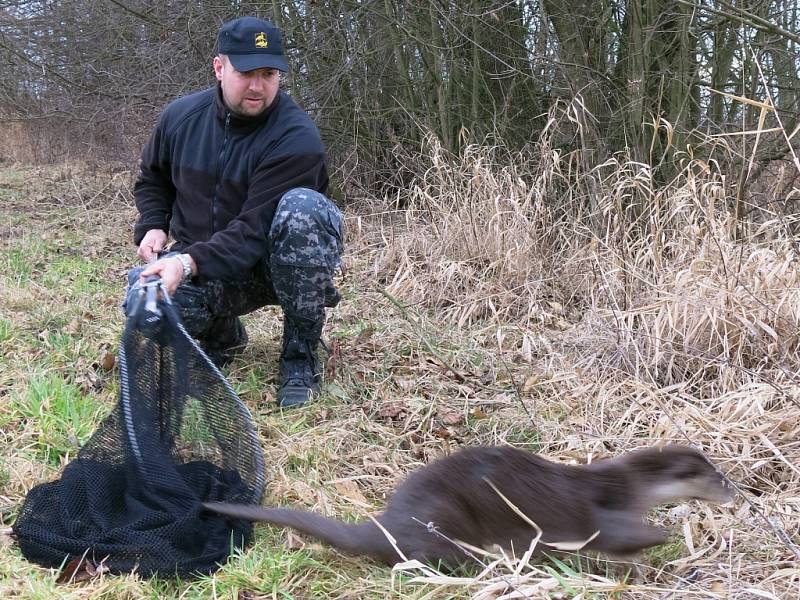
[213,112,231,233]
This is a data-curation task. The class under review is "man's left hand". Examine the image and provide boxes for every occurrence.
[140,256,185,296]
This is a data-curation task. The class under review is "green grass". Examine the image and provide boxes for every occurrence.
[40,252,118,296]
[0,317,12,343]
[2,247,37,286]
[7,374,105,464]
[178,399,217,445]
[643,534,686,567]
[503,421,543,451]
[40,329,86,362]
[543,556,607,598]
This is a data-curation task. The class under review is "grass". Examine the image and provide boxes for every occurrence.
[5,374,105,465]
[3,247,36,286]
[0,317,12,343]
[0,141,798,600]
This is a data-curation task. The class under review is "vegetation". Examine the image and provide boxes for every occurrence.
[0,1,798,597]
[1,123,798,596]
[1,1,798,198]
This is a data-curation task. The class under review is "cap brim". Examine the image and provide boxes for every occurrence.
[227,53,288,73]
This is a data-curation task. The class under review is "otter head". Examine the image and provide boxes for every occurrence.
[623,445,735,506]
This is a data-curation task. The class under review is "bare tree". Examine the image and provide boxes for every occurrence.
[0,0,797,201]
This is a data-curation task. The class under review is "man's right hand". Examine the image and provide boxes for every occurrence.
[137,229,168,262]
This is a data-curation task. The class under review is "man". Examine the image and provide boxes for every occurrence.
[130,16,343,408]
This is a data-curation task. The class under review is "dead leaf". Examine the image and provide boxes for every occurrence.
[334,480,368,505]
[64,318,81,335]
[441,411,462,426]
[56,557,108,584]
[432,427,452,439]
[354,327,374,344]
[99,349,115,371]
[325,339,341,379]
[378,403,407,420]
[470,407,488,420]
[709,582,726,593]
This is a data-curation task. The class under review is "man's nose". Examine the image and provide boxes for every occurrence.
[250,73,270,90]
[248,77,264,92]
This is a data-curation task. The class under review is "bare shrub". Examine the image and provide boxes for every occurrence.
[372,122,800,390]
[363,118,800,597]
[373,128,578,329]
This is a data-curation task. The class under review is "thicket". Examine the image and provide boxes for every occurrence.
[1,0,798,203]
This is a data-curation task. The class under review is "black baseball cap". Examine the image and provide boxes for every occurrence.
[217,17,288,72]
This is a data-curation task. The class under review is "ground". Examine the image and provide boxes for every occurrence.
[0,163,797,599]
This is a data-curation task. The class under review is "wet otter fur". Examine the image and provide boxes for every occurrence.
[203,445,733,565]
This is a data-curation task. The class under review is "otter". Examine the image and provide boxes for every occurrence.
[203,445,733,565]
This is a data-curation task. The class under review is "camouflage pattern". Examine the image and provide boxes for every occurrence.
[125,188,343,356]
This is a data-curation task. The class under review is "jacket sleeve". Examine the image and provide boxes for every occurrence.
[184,150,328,281]
[132,111,176,246]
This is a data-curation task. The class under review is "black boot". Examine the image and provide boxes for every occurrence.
[202,316,248,368]
[277,314,324,408]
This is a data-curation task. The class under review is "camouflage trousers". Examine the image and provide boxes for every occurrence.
[125,188,343,354]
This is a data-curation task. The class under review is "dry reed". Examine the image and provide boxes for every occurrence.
[362,122,800,597]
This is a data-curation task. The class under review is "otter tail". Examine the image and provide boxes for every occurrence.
[202,502,396,562]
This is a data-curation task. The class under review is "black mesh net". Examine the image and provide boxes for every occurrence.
[13,280,266,577]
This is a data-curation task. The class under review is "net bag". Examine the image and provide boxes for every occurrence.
[13,278,266,576]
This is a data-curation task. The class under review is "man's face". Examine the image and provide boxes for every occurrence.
[214,55,280,118]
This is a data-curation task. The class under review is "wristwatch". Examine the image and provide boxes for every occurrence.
[176,253,193,282]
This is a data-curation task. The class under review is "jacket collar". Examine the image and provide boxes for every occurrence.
[213,84,280,130]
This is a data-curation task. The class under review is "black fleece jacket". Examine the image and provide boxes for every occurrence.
[133,85,328,281]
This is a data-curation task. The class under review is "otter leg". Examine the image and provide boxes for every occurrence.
[589,510,668,555]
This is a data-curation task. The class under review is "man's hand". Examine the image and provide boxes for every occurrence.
[138,229,168,262]
[140,256,185,297]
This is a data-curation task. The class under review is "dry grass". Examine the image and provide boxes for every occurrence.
[0,127,799,599]
[356,129,800,597]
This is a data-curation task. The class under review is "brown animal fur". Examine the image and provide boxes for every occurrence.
[203,445,733,565]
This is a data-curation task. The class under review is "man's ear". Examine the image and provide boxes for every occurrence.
[213,55,224,82]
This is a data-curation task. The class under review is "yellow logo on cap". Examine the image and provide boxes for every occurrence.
[255,32,268,48]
